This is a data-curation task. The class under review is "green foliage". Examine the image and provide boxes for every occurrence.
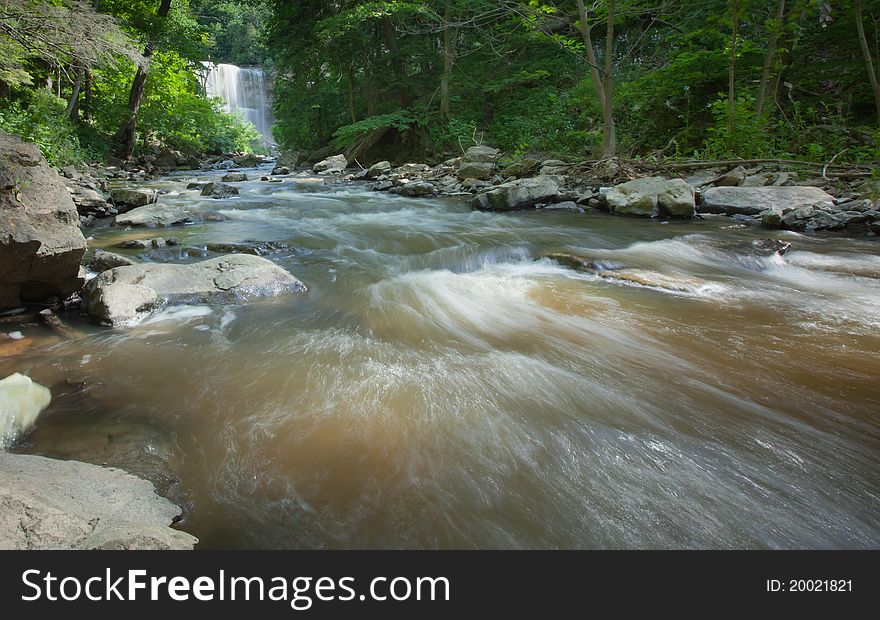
[0,90,92,166]
[698,93,775,159]
[332,111,417,148]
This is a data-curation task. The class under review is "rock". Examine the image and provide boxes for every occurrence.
[204,241,289,256]
[367,161,392,179]
[0,452,197,549]
[221,172,248,183]
[540,159,571,175]
[61,165,80,180]
[716,166,747,187]
[292,177,325,188]
[200,182,239,199]
[761,209,784,228]
[115,203,191,227]
[185,182,207,190]
[752,239,792,256]
[742,174,770,187]
[462,146,499,163]
[372,180,394,191]
[89,250,136,273]
[390,180,436,197]
[271,165,290,176]
[195,210,228,222]
[154,148,182,170]
[605,177,695,217]
[470,175,561,211]
[114,239,152,250]
[313,154,348,174]
[109,188,159,210]
[0,130,87,309]
[69,185,111,217]
[82,255,307,325]
[540,201,582,213]
[702,186,836,216]
[233,153,260,167]
[501,159,541,177]
[457,161,496,180]
[0,373,51,449]
[393,163,430,177]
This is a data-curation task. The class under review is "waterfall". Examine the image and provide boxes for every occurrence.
[203,62,275,147]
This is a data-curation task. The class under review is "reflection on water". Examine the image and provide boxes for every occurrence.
[4,168,879,549]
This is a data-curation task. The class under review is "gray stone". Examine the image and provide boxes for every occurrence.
[702,186,836,216]
[390,180,436,197]
[313,154,348,174]
[200,182,240,199]
[61,165,80,180]
[0,130,87,309]
[83,254,307,325]
[233,153,260,167]
[457,161,496,180]
[115,203,191,227]
[463,146,499,163]
[716,166,747,187]
[271,165,290,176]
[605,177,695,217]
[221,172,248,183]
[0,452,196,550]
[470,175,560,211]
[367,161,392,179]
[110,188,159,209]
[89,250,136,273]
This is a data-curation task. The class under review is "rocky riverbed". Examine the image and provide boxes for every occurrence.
[1,130,879,549]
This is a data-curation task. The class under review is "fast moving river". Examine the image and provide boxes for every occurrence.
[3,164,879,549]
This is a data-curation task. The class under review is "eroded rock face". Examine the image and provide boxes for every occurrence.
[605,177,695,217]
[0,130,87,309]
[0,452,197,550]
[470,175,561,211]
[82,254,307,325]
[701,186,835,216]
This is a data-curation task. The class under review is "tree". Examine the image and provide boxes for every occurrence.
[855,0,880,123]
[114,0,172,160]
[575,0,616,157]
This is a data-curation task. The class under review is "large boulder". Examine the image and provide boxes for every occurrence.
[221,172,248,183]
[313,154,348,174]
[82,254,307,325]
[0,452,197,550]
[605,177,695,217]
[115,203,191,227]
[233,153,260,167]
[0,130,87,309]
[470,175,561,211]
[457,146,498,180]
[200,181,240,199]
[701,186,835,216]
[367,160,392,179]
[110,188,159,211]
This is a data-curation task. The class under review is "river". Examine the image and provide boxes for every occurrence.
[4,164,879,549]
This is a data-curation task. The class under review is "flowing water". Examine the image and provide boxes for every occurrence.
[203,63,275,146]
[3,165,879,549]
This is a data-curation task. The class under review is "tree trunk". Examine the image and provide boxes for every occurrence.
[575,0,615,156]
[440,0,453,118]
[855,0,880,124]
[755,0,785,117]
[727,1,739,151]
[601,0,616,156]
[115,0,172,160]
[348,61,357,124]
[83,70,93,123]
[65,69,84,121]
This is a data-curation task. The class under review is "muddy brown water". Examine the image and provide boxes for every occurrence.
[3,166,879,548]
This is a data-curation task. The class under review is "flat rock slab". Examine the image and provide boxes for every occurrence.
[0,452,196,550]
[83,254,307,325]
[470,175,561,211]
[115,203,191,227]
[701,186,835,216]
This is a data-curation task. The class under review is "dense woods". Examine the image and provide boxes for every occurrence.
[1,0,879,166]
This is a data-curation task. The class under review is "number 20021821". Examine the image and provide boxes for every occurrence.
[766,580,852,592]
